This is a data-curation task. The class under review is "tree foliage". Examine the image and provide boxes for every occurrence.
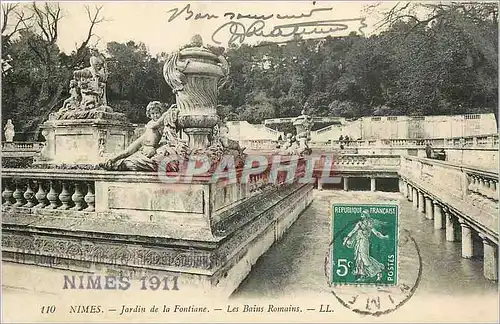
[1,2,497,139]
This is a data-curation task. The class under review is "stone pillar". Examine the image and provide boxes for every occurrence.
[418,191,425,213]
[407,184,413,201]
[343,177,349,191]
[317,178,323,191]
[433,201,443,229]
[479,235,498,281]
[403,180,408,198]
[412,188,418,208]
[371,177,376,192]
[459,220,474,258]
[425,197,434,220]
[445,209,456,242]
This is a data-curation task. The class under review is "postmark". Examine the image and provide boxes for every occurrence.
[325,203,422,316]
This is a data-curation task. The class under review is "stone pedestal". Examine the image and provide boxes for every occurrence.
[425,197,434,220]
[37,118,134,165]
[370,177,376,192]
[460,221,474,258]
[433,202,443,229]
[418,192,425,213]
[480,235,498,281]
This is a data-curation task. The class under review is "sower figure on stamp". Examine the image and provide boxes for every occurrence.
[343,210,389,282]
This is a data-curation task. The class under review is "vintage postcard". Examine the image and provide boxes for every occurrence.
[1,1,499,323]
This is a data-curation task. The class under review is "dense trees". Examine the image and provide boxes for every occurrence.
[2,2,498,140]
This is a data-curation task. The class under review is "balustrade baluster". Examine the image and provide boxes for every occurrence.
[22,180,36,208]
[495,181,499,202]
[12,180,25,207]
[45,180,60,209]
[34,180,48,208]
[2,180,14,206]
[83,182,95,212]
[71,182,86,211]
[58,181,73,210]
[468,175,477,192]
[484,180,494,200]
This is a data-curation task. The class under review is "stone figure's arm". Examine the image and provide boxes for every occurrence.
[372,228,388,239]
[108,135,143,162]
[148,111,170,129]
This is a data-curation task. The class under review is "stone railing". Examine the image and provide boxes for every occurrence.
[2,141,45,160]
[314,133,499,149]
[1,158,305,231]
[310,154,400,178]
[2,141,44,151]
[400,156,498,242]
[237,133,498,151]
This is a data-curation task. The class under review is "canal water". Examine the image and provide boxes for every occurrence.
[232,190,499,320]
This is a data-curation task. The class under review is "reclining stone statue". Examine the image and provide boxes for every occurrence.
[101,101,188,171]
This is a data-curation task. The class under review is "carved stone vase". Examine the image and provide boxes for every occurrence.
[163,35,229,151]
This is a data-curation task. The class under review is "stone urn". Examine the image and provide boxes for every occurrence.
[293,110,313,139]
[163,35,229,151]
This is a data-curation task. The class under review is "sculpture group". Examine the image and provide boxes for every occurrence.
[53,48,112,120]
[279,110,313,156]
[100,35,245,171]
[45,35,313,171]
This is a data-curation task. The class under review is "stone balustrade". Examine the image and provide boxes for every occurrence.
[2,178,95,212]
[400,156,499,281]
[2,141,45,159]
[1,141,44,151]
[400,156,498,244]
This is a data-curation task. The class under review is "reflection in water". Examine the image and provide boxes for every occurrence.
[232,191,498,299]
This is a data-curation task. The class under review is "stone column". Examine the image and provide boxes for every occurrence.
[479,234,498,281]
[403,180,408,198]
[407,184,413,201]
[412,188,418,209]
[459,220,474,258]
[371,177,376,192]
[418,191,425,213]
[425,196,434,220]
[317,178,323,191]
[343,177,349,191]
[433,201,443,230]
[445,209,456,242]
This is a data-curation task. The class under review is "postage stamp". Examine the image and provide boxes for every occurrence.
[331,203,399,286]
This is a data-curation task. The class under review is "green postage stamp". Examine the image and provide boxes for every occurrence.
[331,203,399,285]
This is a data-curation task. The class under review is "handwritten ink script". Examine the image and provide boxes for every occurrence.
[166,4,367,46]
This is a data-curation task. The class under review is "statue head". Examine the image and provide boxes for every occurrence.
[90,47,99,55]
[146,101,164,121]
[6,119,13,125]
[361,210,371,220]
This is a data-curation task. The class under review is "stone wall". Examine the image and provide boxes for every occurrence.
[227,121,284,141]
[311,113,497,141]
